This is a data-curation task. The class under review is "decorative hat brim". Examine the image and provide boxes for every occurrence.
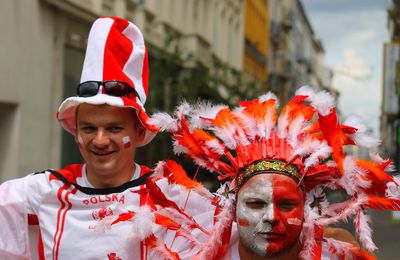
[57,94,157,147]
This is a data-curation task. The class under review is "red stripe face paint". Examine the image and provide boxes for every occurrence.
[236,174,304,257]
[122,136,131,149]
[238,218,251,227]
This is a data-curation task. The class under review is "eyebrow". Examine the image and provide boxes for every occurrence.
[241,192,271,200]
[77,121,125,126]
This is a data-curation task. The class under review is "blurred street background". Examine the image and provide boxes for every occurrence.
[0,0,399,258]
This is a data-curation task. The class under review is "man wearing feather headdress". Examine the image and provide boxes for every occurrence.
[148,86,400,259]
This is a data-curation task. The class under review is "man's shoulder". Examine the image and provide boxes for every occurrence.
[42,163,84,183]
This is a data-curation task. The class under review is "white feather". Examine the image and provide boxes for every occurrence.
[385,176,400,198]
[157,207,202,248]
[88,215,118,233]
[263,109,276,138]
[175,100,191,117]
[173,140,188,155]
[355,211,377,251]
[277,112,289,138]
[153,161,166,179]
[324,238,353,258]
[343,114,366,132]
[195,190,234,259]
[131,206,155,240]
[235,113,258,140]
[149,238,179,259]
[293,138,321,157]
[370,153,396,171]
[258,92,278,105]
[299,200,320,259]
[338,156,371,196]
[212,123,251,149]
[205,139,225,155]
[148,112,178,132]
[296,85,316,98]
[310,91,335,116]
[344,115,380,148]
[189,102,226,130]
[318,195,367,226]
[287,115,306,147]
[326,160,337,167]
[304,141,332,169]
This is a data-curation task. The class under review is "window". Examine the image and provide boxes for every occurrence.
[0,103,18,182]
[61,45,85,167]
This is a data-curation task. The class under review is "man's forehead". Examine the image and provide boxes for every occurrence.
[238,173,302,197]
[76,104,136,123]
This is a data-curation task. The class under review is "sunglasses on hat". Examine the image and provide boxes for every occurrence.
[76,81,140,100]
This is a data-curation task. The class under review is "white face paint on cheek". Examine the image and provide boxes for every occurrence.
[77,135,84,146]
[236,176,274,257]
[287,218,302,226]
[122,136,131,148]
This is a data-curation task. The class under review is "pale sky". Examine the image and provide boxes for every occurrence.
[302,0,391,137]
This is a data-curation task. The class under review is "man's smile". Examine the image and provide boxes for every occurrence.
[91,150,115,156]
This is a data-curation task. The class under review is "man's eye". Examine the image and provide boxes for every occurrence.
[245,201,265,209]
[109,126,123,133]
[277,201,297,211]
[81,126,96,133]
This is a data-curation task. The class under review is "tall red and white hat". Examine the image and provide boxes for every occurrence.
[57,16,157,146]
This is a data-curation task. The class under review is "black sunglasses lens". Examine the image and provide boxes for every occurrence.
[77,82,100,97]
[104,81,131,96]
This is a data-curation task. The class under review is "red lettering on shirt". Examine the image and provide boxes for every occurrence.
[83,194,125,205]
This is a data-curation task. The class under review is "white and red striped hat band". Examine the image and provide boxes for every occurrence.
[57,16,157,147]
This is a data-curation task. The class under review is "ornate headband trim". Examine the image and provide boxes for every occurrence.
[237,159,302,187]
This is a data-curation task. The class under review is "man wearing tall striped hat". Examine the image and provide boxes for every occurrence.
[0,16,212,259]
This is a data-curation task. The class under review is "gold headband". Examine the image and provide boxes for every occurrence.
[237,159,302,187]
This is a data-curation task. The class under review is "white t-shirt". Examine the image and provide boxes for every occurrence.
[0,163,215,260]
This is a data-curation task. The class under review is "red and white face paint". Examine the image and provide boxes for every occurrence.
[122,136,131,149]
[236,174,304,257]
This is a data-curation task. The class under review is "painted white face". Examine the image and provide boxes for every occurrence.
[236,174,304,257]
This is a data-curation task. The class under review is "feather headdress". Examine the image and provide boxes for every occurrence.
[149,86,400,259]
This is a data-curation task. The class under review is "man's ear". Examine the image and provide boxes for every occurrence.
[135,124,146,144]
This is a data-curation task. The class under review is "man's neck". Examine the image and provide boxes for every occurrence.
[238,240,301,260]
[85,164,136,188]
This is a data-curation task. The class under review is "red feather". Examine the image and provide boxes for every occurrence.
[145,234,180,260]
[111,211,136,225]
[365,196,400,211]
[349,247,377,260]
[146,178,209,235]
[356,159,394,195]
[163,160,202,189]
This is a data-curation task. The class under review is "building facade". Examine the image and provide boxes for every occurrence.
[0,0,246,181]
[381,0,400,169]
[243,0,269,89]
[267,0,333,104]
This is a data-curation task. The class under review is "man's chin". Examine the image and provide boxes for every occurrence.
[265,239,300,257]
[89,164,118,176]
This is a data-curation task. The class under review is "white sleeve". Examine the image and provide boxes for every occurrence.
[0,177,31,259]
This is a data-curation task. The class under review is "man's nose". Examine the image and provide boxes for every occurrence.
[92,129,110,147]
[262,204,277,223]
